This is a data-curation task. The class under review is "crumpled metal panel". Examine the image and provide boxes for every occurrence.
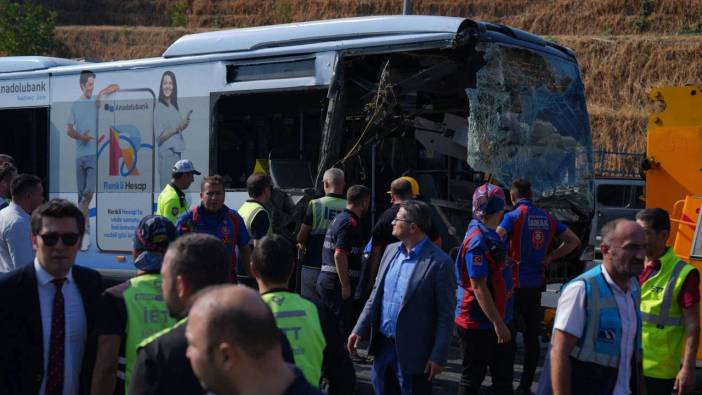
[466,42,593,209]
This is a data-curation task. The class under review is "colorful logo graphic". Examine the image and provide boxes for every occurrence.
[98,124,144,176]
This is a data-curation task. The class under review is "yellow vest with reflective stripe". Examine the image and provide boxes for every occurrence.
[262,291,325,387]
[156,184,187,223]
[641,247,695,379]
[238,201,272,237]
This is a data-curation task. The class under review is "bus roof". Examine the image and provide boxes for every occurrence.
[163,15,470,58]
[0,16,575,78]
[0,56,86,73]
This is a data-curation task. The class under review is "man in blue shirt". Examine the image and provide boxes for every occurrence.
[66,70,119,251]
[349,200,455,395]
[496,178,580,395]
[176,175,251,283]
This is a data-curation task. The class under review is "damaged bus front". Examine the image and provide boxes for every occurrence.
[303,18,593,272]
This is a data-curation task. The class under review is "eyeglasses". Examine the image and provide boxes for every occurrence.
[392,217,412,224]
[38,232,81,247]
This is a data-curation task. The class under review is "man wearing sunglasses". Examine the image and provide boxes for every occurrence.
[0,199,103,395]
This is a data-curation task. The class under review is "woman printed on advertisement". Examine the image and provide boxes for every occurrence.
[155,70,192,189]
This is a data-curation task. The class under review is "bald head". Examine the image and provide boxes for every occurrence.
[390,178,412,201]
[190,285,280,359]
[601,219,644,246]
[600,219,646,285]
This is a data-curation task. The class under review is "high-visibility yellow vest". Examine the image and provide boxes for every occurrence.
[123,274,176,392]
[302,195,346,268]
[262,291,326,387]
[641,247,695,379]
[238,200,272,237]
[156,184,188,223]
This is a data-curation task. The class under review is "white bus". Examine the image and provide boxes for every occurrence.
[0,15,593,281]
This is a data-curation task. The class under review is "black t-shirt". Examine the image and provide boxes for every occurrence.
[371,204,440,249]
[95,280,131,395]
[249,204,271,240]
[283,369,326,395]
[321,209,364,280]
[129,318,296,395]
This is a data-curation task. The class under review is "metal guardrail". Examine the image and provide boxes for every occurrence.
[594,149,645,178]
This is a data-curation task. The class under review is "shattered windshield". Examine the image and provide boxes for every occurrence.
[466,42,593,210]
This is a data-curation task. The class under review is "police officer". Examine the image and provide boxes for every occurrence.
[91,215,177,395]
[156,159,200,223]
[455,184,514,395]
[252,234,355,394]
[238,173,273,246]
[176,174,251,283]
[297,168,346,302]
[317,185,369,337]
[636,208,699,395]
[496,178,580,395]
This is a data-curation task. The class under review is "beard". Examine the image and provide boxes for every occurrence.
[164,280,184,319]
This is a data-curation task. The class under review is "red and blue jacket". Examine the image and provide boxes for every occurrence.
[499,199,566,288]
[455,219,514,330]
[176,204,251,281]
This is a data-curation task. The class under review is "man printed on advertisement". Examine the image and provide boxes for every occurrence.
[66,70,119,251]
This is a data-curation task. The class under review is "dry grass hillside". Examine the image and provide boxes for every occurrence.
[39,0,702,34]
[47,0,702,153]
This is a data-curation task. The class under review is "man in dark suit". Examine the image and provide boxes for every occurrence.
[348,200,456,394]
[0,199,102,395]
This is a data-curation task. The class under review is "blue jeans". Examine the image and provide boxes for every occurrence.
[300,266,321,303]
[372,336,432,395]
[75,155,96,203]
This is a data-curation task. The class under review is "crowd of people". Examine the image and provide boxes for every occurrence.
[0,152,698,395]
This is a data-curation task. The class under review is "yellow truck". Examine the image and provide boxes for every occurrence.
[644,85,702,362]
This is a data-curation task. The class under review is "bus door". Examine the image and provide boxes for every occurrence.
[211,52,338,210]
[95,89,155,252]
[0,107,48,179]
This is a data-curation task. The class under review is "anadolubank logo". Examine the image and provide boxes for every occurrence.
[98,124,149,176]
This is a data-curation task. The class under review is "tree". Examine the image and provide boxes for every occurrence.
[0,0,56,56]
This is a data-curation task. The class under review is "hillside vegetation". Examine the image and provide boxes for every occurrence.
[47,0,702,153]
[37,0,702,34]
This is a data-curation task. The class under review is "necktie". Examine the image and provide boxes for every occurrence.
[46,278,66,395]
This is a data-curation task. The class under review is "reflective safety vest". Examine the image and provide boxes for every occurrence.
[156,183,188,223]
[567,265,642,394]
[238,200,272,238]
[641,248,695,379]
[123,274,176,392]
[303,195,346,269]
[138,317,188,349]
[262,291,326,387]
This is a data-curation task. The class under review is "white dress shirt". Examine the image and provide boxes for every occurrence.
[0,202,34,272]
[554,266,638,395]
[35,259,87,395]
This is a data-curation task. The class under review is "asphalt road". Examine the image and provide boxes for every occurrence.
[351,333,702,395]
[352,333,546,394]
